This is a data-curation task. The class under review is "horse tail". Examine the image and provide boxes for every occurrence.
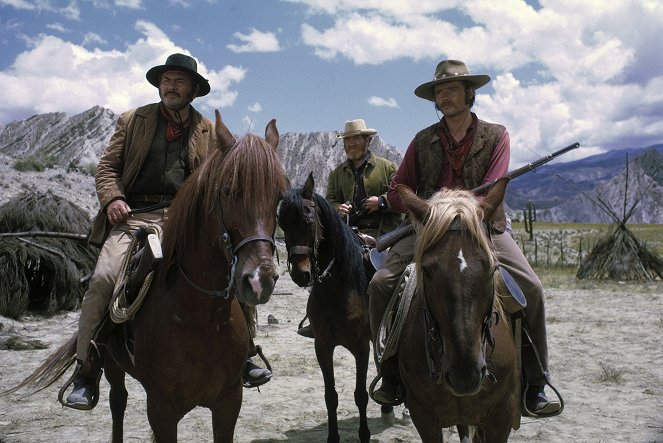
[0,333,77,397]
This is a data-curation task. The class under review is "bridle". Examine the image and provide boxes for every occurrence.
[423,216,500,384]
[285,197,334,284]
[177,198,276,299]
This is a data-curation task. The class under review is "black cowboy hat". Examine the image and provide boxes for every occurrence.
[146,53,210,97]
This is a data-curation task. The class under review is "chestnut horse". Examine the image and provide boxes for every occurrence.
[7,115,289,442]
[395,179,518,442]
[278,173,384,443]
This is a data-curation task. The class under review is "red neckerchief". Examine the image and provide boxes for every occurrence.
[440,113,477,179]
[160,103,191,142]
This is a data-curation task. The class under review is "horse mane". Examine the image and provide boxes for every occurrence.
[161,134,288,269]
[414,188,502,312]
[279,188,367,297]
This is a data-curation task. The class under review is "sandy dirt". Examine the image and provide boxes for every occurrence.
[1,261,662,443]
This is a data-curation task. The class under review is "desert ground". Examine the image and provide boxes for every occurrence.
[1,259,662,443]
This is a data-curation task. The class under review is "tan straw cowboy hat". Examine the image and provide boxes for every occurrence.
[338,119,378,139]
[146,53,211,97]
[414,60,491,102]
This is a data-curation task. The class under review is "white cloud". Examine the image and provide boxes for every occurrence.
[367,96,398,108]
[227,28,280,53]
[46,23,69,33]
[82,32,107,46]
[115,0,143,9]
[0,0,80,19]
[248,102,262,113]
[0,20,246,121]
[296,0,663,163]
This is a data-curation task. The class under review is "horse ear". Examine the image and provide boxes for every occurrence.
[265,119,279,150]
[303,172,314,199]
[396,184,430,224]
[214,109,236,153]
[479,177,510,221]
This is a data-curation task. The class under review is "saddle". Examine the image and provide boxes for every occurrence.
[350,227,387,273]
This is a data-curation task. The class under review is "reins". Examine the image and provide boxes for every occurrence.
[285,197,334,283]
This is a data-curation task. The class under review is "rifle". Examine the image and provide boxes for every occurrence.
[375,142,580,251]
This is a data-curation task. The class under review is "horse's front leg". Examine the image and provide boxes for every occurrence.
[103,357,127,443]
[145,390,184,443]
[211,383,243,443]
[407,397,444,443]
[352,340,371,443]
[314,339,339,443]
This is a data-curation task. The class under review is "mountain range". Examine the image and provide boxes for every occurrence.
[1,106,661,224]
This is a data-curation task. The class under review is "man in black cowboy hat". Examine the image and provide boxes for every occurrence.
[368,60,561,417]
[65,53,271,410]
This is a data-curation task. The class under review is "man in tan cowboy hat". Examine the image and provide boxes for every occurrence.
[295,119,402,338]
[368,60,562,417]
[65,53,271,410]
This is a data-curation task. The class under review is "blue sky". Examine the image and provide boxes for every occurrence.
[1,0,662,168]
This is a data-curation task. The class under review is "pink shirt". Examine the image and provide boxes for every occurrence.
[387,122,510,213]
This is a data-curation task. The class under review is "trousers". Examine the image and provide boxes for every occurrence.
[76,210,166,361]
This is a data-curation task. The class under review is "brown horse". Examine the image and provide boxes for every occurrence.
[6,114,289,442]
[395,179,518,443]
[277,173,383,443]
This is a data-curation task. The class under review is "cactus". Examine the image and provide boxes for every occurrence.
[523,200,537,241]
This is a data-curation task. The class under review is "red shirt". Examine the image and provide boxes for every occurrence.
[387,119,510,213]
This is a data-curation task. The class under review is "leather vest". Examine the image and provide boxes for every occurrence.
[415,119,507,232]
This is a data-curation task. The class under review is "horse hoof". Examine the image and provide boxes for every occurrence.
[380,408,396,426]
[401,407,411,423]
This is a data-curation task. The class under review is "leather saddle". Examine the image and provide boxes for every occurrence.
[350,227,387,273]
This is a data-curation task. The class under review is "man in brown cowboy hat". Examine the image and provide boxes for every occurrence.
[296,118,402,338]
[368,60,562,417]
[65,53,271,410]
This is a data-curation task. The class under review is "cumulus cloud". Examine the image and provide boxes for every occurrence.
[367,96,398,108]
[248,102,262,113]
[295,0,663,164]
[82,32,107,46]
[0,20,246,121]
[227,28,280,53]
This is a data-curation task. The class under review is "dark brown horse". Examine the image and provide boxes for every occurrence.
[6,113,289,442]
[395,179,518,442]
[277,173,381,443]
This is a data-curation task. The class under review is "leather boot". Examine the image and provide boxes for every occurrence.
[243,341,272,388]
[372,357,404,406]
[65,355,102,410]
[525,385,561,416]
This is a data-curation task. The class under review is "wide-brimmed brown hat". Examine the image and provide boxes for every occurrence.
[337,119,377,139]
[414,60,490,102]
[146,53,210,97]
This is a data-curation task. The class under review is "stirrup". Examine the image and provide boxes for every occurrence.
[369,373,405,407]
[521,328,564,418]
[58,363,102,410]
[243,345,273,389]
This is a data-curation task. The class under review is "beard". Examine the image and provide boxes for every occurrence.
[345,147,367,161]
[160,90,190,111]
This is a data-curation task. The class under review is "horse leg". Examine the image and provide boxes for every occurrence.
[103,357,127,443]
[353,341,370,443]
[314,340,339,443]
[211,384,243,443]
[406,399,443,442]
[145,392,184,443]
[456,424,471,443]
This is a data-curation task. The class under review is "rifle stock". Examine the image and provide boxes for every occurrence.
[375,142,580,252]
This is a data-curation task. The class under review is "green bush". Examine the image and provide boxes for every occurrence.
[14,154,59,172]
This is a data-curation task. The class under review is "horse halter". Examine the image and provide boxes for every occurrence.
[178,198,276,299]
[423,216,499,385]
[285,197,333,284]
